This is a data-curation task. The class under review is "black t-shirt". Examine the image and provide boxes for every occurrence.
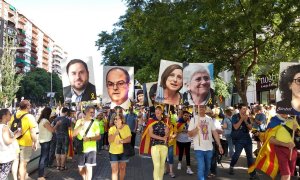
[151,120,166,146]
[52,116,71,138]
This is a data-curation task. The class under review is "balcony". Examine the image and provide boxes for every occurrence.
[31,53,38,60]
[16,62,25,68]
[30,66,36,71]
[32,34,38,40]
[43,37,49,43]
[43,48,49,54]
[31,47,37,53]
[19,40,26,46]
[30,56,38,61]
[18,17,26,25]
[17,33,26,39]
[32,27,38,34]
[17,48,25,53]
[31,60,37,66]
[16,55,25,60]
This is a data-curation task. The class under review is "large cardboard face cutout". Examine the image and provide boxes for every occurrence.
[276,62,300,115]
[155,60,183,105]
[103,66,134,110]
[62,57,96,103]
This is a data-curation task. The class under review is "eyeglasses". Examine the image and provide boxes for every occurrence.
[193,76,210,83]
[106,80,128,89]
[293,78,300,85]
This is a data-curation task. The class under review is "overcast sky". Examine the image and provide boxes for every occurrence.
[7,0,127,64]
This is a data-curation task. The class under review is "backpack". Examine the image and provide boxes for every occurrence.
[10,113,28,139]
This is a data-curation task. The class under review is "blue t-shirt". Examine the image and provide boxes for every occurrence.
[52,116,71,138]
[221,117,232,135]
[125,113,137,132]
[231,113,251,140]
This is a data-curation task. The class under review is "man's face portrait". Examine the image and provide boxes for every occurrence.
[106,69,130,105]
[68,62,89,92]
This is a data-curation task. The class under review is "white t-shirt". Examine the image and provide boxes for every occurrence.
[0,124,19,163]
[188,115,216,151]
[38,118,53,143]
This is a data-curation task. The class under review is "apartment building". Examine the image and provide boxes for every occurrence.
[0,0,66,74]
[53,44,68,78]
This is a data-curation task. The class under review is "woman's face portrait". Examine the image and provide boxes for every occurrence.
[290,73,300,99]
[188,71,211,96]
[165,68,183,92]
[155,108,163,119]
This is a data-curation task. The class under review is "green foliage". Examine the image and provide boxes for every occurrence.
[214,77,232,99]
[96,0,300,104]
[16,68,63,105]
[0,37,23,107]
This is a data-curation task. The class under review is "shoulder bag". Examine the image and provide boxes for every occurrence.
[75,119,94,154]
[119,129,135,157]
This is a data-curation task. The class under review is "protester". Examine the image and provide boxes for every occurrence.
[166,116,177,178]
[37,107,61,180]
[188,105,223,180]
[10,100,38,180]
[148,105,170,180]
[96,112,105,153]
[73,106,101,180]
[176,110,194,175]
[221,108,234,157]
[0,109,21,180]
[229,104,258,179]
[125,107,138,147]
[108,113,131,180]
[53,107,71,171]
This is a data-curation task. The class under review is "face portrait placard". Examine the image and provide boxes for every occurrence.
[155,60,183,105]
[61,57,97,103]
[276,62,300,115]
[182,63,214,106]
[102,66,134,110]
[143,82,157,107]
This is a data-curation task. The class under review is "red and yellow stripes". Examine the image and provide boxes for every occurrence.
[248,126,280,179]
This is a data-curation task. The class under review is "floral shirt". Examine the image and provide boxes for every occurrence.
[151,120,166,146]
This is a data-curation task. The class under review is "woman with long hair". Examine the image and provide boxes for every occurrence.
[37,107,60,180]
[108,113,131,180]
[0,109,21,180]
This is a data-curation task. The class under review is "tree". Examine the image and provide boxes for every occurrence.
[96,0,300,104]
[0,37,23,108]
[16,68,63,105]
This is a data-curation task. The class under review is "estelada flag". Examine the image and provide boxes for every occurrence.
[248,115,283,179]
[139,118,158,156]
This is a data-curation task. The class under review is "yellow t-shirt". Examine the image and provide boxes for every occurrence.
[275,120,300,143]
[74,119,100,153]
[9,110,37,147]
[108,125,131,154]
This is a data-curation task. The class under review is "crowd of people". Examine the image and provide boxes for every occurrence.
[0,99,300,180]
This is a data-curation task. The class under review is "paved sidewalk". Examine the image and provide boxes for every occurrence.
[27,133,296,180]
[27,148,277,180]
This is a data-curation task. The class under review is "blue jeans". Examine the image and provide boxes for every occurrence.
[195,150,213,180]
[38,141,51,177]
[225,134,234,157]
[230,139,254,168]
[97,133,104,152]
[167,146,174,164]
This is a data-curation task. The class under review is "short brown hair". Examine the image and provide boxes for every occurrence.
[19,100,30,110]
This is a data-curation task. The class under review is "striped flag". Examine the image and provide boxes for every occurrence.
[139,119,158,156]
[248,124,280,179]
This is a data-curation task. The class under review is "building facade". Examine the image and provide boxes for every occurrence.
[0,0,66,75]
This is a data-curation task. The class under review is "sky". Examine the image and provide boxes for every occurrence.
[6,0,127,64]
